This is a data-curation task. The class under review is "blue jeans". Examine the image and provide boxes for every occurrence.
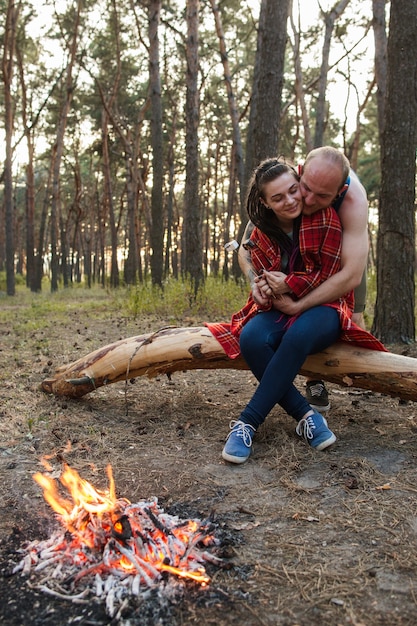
[239,306,341,428]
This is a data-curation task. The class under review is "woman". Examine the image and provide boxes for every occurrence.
[207,158,385,464]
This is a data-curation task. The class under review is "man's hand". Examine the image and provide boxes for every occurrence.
[272,293,302,316]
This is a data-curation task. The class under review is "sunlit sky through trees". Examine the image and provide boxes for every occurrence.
[6,0,376,169]
[291,0,375,135]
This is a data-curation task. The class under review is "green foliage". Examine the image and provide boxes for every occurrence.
[0,271,25,292]
[364,268,377,328]
[3,0,386,304]
[356,93,381,204]
[0,276,248,325]
[0,282,116,331]
[124,276,248,322]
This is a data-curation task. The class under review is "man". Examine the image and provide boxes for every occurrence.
[238,146,368,411]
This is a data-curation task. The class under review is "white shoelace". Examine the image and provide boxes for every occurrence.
[295,415,315,441]
[226,420,255,447]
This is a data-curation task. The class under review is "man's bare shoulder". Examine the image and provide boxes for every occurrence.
[349,170,367,198]
[338,171,368,231]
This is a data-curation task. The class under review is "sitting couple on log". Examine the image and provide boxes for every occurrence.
[207,147,386,464]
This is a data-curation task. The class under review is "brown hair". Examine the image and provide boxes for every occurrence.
[246,157,299,225]
[246,157,302,269]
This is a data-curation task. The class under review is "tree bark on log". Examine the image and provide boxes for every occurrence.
[40,326,417,402]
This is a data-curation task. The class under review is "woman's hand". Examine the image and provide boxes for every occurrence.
[251,279,270,307]
[257,270,291,298]
[252,270,291,306]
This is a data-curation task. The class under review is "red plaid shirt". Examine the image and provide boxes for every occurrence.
[207,207,386,358]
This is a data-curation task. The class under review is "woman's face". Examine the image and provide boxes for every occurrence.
[261,172,302,230]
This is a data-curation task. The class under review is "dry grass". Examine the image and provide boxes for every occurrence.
[1,288,417,625]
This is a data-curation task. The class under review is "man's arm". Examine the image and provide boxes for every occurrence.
[275,173,369,316]
[237,221,256,284]
[238,221,271,306]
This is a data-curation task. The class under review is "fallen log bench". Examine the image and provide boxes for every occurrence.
[40,326,417,402]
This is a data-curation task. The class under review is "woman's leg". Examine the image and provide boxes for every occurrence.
[239,310,288,381]
[240,306,340,427]
[239,310,314,421]
[222,306,341,463]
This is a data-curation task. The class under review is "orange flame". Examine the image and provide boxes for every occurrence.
[32,463,214,587]
[119,555,135,571]
[160,563,210,585]
[33,464,126,525]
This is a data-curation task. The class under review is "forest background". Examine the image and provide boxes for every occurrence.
[1,0,416,344]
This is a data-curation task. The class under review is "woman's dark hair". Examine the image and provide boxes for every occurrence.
[246,158,302,270]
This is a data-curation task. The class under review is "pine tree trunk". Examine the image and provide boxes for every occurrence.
[184,0,203,286]
[2,0,20,296]
[372,0,417,343]
[149,0,164,287]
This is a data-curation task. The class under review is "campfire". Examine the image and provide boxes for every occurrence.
[13,462,225,617]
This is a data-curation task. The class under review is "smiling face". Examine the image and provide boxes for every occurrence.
[261,172,303,231]
[300,156,345,215]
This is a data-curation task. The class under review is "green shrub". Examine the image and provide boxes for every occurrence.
[0,271,26,292]
[125,276,248,322]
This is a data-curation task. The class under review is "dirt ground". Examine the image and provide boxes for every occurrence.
[2,291,417,626]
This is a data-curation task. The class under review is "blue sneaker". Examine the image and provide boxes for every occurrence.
[295,411,336,450]
[222,420,256,464]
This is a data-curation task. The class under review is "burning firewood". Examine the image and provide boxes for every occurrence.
[40,326,417,402]
[13,463,226,618]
